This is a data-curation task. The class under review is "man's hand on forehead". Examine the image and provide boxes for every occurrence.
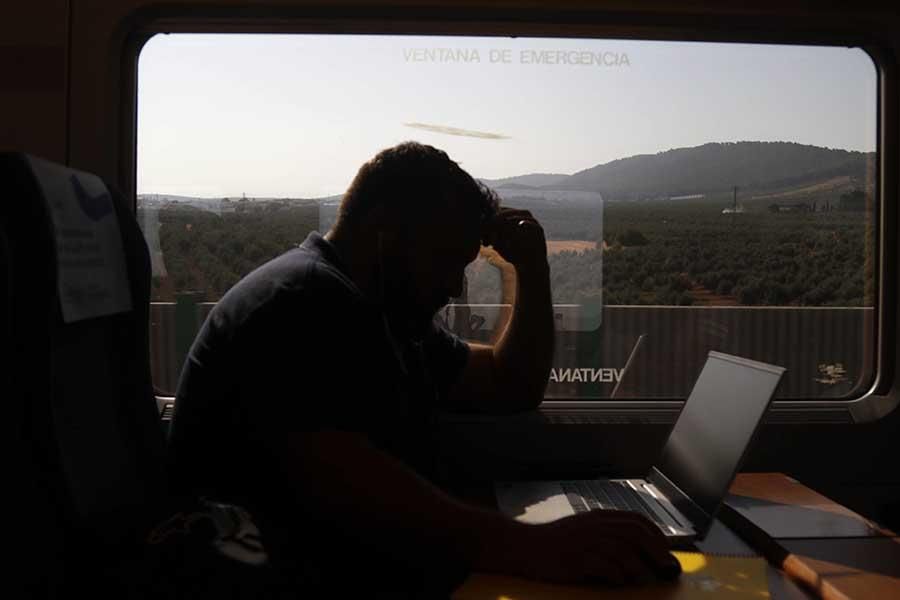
[482,207,549,274]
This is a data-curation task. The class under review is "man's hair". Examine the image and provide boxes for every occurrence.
[335,141,500,233]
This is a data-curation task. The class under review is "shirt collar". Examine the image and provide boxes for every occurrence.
[300,231,353,279]
[300,231,374,308]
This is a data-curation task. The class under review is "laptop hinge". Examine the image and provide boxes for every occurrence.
[647,467,713,536]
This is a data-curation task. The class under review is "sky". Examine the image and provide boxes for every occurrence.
[137,34,877,198]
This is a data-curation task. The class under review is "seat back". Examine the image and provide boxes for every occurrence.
[2,153,169,583]
[3,186,68,597]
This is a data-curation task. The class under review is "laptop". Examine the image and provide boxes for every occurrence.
[495,351,785,544]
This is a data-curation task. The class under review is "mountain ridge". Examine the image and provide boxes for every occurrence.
[140,141,874,203]
[488,141,873,201]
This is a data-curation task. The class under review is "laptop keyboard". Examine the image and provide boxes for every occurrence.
[561,480,669,530]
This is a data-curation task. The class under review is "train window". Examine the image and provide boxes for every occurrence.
[137,34,878,401]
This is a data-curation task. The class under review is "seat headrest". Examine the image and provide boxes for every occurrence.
[11,154,134,323]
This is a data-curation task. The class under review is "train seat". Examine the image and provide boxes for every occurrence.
[1,153,288,597]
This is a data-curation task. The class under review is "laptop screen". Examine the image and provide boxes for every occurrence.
[654,352,784,521]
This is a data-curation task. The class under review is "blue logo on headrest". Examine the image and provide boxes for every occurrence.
[71,174,113,221]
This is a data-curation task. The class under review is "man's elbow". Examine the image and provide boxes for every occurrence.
[521,385,546,411]
[494,378,545,414]
[487,350,548,414]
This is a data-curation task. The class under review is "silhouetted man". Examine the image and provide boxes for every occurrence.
[168,142,679,597]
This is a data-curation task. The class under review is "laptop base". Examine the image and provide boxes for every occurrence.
[495,478,697,544]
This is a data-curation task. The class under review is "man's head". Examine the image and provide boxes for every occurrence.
[332,141,500,337]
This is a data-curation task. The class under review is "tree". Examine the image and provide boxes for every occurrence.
[839,189,866,211]
[618,229,649,246]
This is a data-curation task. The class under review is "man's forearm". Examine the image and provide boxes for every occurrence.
[283,431,682,588]
[492,262,554,410]
[284,430,525,573]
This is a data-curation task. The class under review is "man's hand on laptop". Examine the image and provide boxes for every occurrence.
[481,510,681,586]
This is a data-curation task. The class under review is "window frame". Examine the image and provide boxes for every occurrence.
[116,5,898,424]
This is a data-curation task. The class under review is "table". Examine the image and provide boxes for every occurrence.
[722,473,899,600]
[453,473,899,599]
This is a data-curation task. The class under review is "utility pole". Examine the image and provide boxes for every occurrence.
[730,185,738,226]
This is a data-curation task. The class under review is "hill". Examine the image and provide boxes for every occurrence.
[556,141,873,201]
[480,173,570,189]
[141,142,875,212]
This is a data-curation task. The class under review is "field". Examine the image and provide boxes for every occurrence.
[546,240,597,255]
[466,198,873,308]
[139,195,874,310]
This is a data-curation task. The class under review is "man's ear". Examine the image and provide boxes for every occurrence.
[376,227,400,249]
[368,202,388,229]
[369,205,402,241]
[481,220,496,248]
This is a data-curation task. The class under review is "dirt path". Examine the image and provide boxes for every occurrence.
[689,283,739,306]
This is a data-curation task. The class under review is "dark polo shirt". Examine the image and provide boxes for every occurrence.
[167,232,470,596]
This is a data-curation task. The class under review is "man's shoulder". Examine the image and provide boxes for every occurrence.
[259,245,358,299]
[210,245,364,334]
